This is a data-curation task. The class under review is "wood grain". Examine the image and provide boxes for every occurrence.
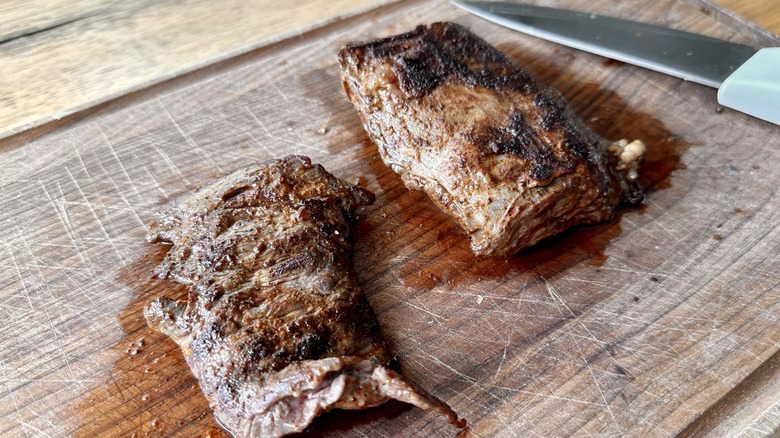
[0,0,779,437]
[0,0,385,138]
[715,0,780,33]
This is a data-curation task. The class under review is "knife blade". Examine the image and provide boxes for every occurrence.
[452,1,780,125]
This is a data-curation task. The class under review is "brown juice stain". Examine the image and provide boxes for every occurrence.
[602,58,626,68]
[399,217,622,292]
[74,245,230,438]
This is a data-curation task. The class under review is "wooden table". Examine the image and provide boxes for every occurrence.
[1,1,778,437]
[0,0,777,139]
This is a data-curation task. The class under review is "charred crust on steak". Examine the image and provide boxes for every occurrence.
[339,22,646,256]
[343,23,536,98]
[144,156,464,437]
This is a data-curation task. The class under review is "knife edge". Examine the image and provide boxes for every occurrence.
[452,0,758,88]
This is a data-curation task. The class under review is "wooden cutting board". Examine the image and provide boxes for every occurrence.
[1,0,778,436]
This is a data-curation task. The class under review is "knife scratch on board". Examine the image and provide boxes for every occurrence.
[98,126,141,199]
[542,276,575,318]
[244,102,318,156]
[405,295,447,324]
[493,331,513,379]
[40,180,92,270]
[413,345,479,386]
[149,139,191,189]
[157,97,226,176]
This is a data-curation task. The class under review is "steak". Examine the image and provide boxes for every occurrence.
[144,156,464,437]
[339,22,645,257]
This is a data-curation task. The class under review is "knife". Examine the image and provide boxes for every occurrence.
[452,1,780,125]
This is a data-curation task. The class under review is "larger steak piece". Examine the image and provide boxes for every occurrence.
[339,22,645,257]
[144,155,464,437]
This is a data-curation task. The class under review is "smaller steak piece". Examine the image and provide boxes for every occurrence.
[339,22,645,257]
[145,156,464,437]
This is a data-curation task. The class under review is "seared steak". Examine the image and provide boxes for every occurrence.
[339,22,645,257]
[144,156,464,437]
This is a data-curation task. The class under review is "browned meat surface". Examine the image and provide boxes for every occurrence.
[144,155,464,437]
[339,22,645,257]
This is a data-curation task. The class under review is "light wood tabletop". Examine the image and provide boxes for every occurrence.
[0,0,777,139]
[1,1,778,438]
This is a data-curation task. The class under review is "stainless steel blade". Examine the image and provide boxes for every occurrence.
[452,1,758,87]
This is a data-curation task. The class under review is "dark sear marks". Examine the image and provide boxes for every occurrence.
[144,155,465,438]
[339,22,646,256]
